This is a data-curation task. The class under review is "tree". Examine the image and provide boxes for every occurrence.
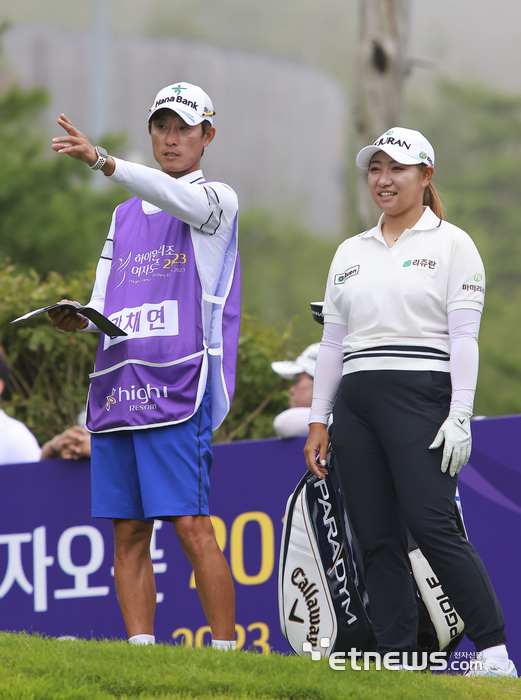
[0,264,99,443]
[238,210,339,350]
[0,83,127,274]
[354,0,412,230]
[407,79,521,416]
[0,264,297,445]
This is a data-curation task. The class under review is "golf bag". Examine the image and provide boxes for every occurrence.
[278,445,466,659]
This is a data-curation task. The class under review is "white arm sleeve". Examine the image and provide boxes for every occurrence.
[448,308,481,415]
[309,321,347,425]
[108,159,238,235]
[273,407,313,439]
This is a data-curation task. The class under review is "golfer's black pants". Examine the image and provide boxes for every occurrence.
[331,370,506,654]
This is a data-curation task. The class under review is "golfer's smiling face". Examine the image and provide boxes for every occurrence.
[367,151,432,218]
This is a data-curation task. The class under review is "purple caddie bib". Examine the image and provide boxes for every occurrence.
[86,195,240,433]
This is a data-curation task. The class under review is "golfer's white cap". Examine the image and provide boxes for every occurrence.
[148,82,215,126]
[356,127,435,168]
[271,343,321,380]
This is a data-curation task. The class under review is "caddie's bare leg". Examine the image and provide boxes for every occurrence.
[113,518,156,637]
[173,515,235,641]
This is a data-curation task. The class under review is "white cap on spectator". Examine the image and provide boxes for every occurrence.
[271,343,321,380]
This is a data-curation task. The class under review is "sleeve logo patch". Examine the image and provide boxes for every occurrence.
[334,265,360,284]
[462,284,485,293]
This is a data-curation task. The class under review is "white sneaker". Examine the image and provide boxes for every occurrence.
[464,657,518,678]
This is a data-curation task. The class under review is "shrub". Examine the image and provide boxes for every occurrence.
[0,264,296,446]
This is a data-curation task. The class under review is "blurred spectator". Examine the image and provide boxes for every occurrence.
[271,343,321,438]
[40,425,91,461]
[0,349,41,464]
[40,411,91,461]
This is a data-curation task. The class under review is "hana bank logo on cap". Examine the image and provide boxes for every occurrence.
[148,82,215,125]
[356,127,435,169]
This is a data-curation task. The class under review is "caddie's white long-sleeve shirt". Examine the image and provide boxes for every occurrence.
[83,159,238,328]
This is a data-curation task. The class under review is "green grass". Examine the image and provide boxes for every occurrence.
[0,632,520,700]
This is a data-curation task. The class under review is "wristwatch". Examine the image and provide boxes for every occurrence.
[89,145,108,171]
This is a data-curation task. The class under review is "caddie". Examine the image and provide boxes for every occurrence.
[48,82,240,650]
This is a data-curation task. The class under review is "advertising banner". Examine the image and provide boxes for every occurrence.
[1,417,520,665]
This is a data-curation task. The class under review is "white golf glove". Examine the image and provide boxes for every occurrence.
[429,412,472,477]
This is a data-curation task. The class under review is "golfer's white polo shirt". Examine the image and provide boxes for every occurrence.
[323,207,485,375]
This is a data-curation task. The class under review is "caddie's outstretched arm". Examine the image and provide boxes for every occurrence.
[51,115,237,233]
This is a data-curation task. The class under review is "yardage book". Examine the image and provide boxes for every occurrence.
[10,302,127,337]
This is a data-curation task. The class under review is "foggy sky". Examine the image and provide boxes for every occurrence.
[0,0,519,95]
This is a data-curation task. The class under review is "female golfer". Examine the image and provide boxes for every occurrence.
[304,127,516,676]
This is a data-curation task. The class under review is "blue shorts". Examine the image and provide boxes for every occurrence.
[90,389,213,521]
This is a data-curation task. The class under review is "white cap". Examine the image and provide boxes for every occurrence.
[356,127,435,168]
[148,82,215,126]
[271,343,321,380]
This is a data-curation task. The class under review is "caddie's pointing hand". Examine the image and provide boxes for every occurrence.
[51,114,98,166]
[429,412,472,478]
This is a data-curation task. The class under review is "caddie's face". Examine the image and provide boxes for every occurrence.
[367,151,433,217]
[289,373,314,409]
[150,110,215,178]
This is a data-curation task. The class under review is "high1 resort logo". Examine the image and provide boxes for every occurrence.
[105,383,169,411]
